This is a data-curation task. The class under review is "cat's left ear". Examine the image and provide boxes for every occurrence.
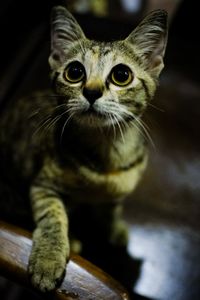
[49,6,86,69]
[126,9,168,77]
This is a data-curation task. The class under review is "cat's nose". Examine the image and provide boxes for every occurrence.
[83,87,103,105]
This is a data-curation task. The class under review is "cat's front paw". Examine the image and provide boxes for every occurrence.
[29,255,66,292]
[28,229,70,292]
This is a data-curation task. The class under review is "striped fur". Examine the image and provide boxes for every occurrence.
[0,6,168,292]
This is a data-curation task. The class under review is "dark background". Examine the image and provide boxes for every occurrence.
[0,1,200,299]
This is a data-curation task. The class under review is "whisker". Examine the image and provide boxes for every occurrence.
[108,112,116,141]
[44,111,68,133]
[32,107,71,139]
[60,111,76,144]
[53,103,68,109]
[32,117,53,139]
[28,104,67,122]
[148,102,165,112]
[112,114,125,143]
[129,119,149,144]
[105,103,155,148]
[119,106,155,147]
[28,110,40,119]
[132,117,155,149]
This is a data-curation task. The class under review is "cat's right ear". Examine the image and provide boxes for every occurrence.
[49,6,86,69]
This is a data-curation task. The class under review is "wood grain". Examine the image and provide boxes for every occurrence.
[0,221,130,300]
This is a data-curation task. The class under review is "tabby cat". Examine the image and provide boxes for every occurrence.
[0,6,168,291]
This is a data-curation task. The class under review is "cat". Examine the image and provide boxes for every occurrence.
[0,6,168,292]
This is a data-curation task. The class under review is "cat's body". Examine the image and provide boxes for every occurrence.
[0,89,147,215]
[0,6,168,292]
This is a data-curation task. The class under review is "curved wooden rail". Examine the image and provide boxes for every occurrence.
[0,221,130,300]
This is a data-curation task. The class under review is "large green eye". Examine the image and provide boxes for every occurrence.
[64,61,85,83]
[110,64,133,87]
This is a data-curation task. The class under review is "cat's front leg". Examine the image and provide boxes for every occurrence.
[29,185,69,292]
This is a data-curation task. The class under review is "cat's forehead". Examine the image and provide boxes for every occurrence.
[77,41,136,72]
[83,44,115,67]
[87,43,114,58]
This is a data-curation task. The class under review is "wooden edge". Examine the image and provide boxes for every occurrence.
[0,221,130,300]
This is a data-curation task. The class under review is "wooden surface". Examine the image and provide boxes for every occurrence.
[0,221,130,300]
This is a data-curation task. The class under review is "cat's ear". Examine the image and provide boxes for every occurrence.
[126,10,168,77]
[49,6,86,69]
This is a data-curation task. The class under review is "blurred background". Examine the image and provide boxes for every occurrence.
[0,0,200,299]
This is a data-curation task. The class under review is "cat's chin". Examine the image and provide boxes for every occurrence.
[72,110,113,128]
[73,115,111,128]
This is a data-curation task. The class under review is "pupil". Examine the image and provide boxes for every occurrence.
[115,69,129,82]
[69,66,83,79]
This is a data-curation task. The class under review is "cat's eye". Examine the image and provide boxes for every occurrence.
[64,61,85,83]
[110,64,133,87]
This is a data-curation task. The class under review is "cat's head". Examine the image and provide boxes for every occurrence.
[49,6,168,128]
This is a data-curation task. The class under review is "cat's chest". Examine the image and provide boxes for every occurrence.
[43,128,147,202]
[75,158,147,202]
[48,152,147,203]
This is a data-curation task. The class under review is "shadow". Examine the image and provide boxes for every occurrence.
[69,205,144,299]
[82,241,142,299]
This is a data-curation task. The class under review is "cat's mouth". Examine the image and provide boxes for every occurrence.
[83,106,108,119]
[67,101,134,128]
[72,105,111,127]
[83,106,105,117]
